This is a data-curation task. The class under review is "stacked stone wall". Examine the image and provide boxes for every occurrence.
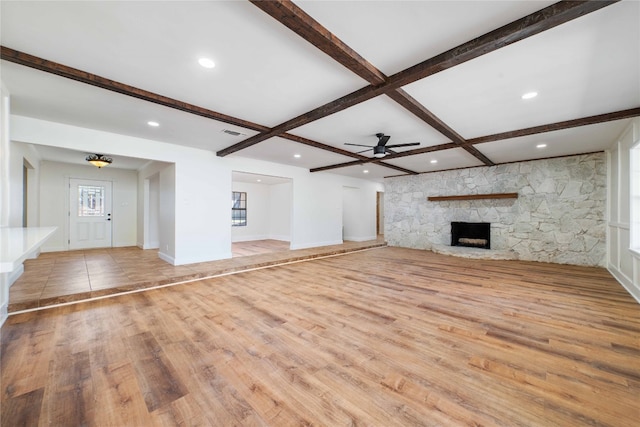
[384,153,606,267]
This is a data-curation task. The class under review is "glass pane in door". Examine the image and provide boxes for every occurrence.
[78,185,105,217]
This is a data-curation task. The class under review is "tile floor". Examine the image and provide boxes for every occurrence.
[9,238,386,312]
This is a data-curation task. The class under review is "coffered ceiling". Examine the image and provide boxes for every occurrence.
[1,1,638,180]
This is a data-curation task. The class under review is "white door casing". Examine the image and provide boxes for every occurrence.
[69,178,112,249]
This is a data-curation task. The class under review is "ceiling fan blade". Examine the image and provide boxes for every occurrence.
[356,148,373,154]
[386,148,397,155]
[377,134,391,146]
[345,143,375,148]
[386,142,420,148]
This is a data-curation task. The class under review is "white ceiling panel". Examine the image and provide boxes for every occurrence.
[317,162,392,182]
[231,136,357,170]
[0,1,637,181]
[475,120,631,164]
[403,1,640,139]
[295,1,557,76]
[32,145,154,171]
[1,61,260,152]
[2,61,256,151]
[0,1,367,127]
[383,148,484,174]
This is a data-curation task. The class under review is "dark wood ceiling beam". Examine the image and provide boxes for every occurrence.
[0,46,270,133]
[218,1,617,157]
[386,89,465,144]
[384,1,618,91]
[386,88,494,166]
[249,0,385,85]
[247,0,495,167]
[465,107,640,145]
[1,45,407,169]
[311,106,640,173]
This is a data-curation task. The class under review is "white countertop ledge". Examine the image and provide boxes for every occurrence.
[0,227,57,273]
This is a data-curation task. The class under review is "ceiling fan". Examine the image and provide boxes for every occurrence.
[345,133,420,158]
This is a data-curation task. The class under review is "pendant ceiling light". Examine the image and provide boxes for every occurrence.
[86,154,112,168]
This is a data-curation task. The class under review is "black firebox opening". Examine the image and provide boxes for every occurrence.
[451,222,491,249]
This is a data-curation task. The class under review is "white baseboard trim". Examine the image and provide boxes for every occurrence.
[268,235,291,242]
[142,242,159,250]
[290,239,343,250]
[608,264,640,304]
[158,251,176,265]
[232,235,269,243]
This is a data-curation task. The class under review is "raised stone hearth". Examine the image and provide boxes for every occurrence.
[431,244,518,260]
[385,153,606,267]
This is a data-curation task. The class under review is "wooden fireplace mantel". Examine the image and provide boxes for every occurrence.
[427,193,518,202]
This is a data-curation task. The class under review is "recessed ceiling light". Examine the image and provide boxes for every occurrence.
[198,57,216,69]
[257,179,262,182]
[294,154,301,158]
[536,143,547,148]
[363,170,369,174]
[430,159,438,164]
[522,91,538,100]
[147,121,159,127]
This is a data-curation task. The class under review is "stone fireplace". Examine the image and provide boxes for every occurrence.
[451,222,490,249]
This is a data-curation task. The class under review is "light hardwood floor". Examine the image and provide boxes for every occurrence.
[8,239,384,312]
[2,247,639,426]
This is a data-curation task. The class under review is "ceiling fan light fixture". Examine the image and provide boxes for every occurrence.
[86,154,112,168]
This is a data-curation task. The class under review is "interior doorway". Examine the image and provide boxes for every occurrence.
[377,191,385,236]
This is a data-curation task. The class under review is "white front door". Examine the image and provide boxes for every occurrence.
[69,178,113,250]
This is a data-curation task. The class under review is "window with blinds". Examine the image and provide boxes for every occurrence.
[232,191,247,226]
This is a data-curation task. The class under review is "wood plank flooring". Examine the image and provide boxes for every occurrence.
[2,247,639,426]
[8,239,384,312]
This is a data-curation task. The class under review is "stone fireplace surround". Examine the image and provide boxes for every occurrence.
[384,153,606,267]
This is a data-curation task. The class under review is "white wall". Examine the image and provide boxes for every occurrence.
[11,116,231,265]
[147,173,160,249]
[229,157,382,250]
[231,180,293,243]
[269,181,292,241]
[38,160,138,252]
[607,118,640,303]
[342,185,377,242]
[11,115,382,264]
[0,82,10,323]
[137,161,169,250]
[0,83,9,228]
[158,164,176,263]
